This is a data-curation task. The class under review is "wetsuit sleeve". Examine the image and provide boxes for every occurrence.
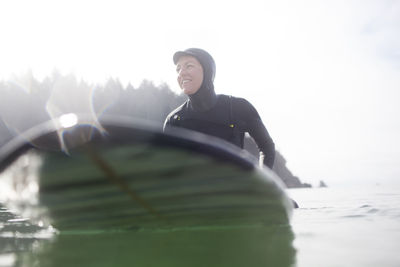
[247,119,275,168]
[237,99,275,169]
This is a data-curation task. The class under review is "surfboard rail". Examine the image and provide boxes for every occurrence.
[0,115,293,231]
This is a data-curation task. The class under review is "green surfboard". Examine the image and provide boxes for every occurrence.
[0,115,292,232]
[0,115,295,267]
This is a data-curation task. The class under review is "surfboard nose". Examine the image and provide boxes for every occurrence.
[0,115,293,231]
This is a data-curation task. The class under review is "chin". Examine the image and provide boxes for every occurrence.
[183,89,194,95]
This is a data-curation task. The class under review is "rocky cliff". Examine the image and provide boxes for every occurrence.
[244,136,311,188]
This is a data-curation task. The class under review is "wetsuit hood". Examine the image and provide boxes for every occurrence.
[173,48,217,111]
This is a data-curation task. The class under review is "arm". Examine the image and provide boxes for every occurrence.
[247,119,275,169]
[235,98,275,169]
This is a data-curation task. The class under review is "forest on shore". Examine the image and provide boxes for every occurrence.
[0,71,310,188]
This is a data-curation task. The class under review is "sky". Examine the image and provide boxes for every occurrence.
[0,0,399,187]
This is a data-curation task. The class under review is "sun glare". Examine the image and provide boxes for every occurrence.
[59,113,78,129]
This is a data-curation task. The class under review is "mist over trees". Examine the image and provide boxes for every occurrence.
[0,71,309,187]
[0,71,186,142]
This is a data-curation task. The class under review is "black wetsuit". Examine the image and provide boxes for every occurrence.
[163,48,275,169]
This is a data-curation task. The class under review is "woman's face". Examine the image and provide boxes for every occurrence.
[176,55,204,95]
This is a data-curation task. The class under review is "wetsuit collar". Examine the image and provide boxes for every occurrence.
[188,83,217,111]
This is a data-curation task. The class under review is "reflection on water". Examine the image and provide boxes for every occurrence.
[4,186,400,267]
[0,204,55,267]
[1,204,296,267]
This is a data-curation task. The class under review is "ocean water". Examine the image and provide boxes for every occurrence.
[1,186,399,267]
[288,186,400,267]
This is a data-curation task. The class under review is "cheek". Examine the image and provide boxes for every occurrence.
[197,73,204,86]
[177,76,182,88]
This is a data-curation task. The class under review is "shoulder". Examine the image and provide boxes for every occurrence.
[217,94,252,106]
[218,94,253,106]
[229,96,260,118]
[226,95,257,110]
[167,101,188,117]
[231,96,252,106]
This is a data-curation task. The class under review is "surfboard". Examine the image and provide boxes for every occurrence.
[0,115,293,232]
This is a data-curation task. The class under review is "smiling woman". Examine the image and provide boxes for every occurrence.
[164,48,276,169]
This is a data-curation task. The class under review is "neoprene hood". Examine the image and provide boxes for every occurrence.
[173,48,216,83]
[173,48,217,111]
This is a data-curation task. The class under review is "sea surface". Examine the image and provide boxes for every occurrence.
[1,186,399,267]
[288,186,400,267]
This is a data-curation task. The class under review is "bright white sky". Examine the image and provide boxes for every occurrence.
[1,0,399,187]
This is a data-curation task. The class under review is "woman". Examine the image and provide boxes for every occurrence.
[163,48,275,169]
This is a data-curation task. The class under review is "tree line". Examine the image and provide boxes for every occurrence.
[0,71,310,187]
[0,71,186,144]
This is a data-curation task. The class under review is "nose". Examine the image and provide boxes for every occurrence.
[177,68,186,85]
[177,67,187,78]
